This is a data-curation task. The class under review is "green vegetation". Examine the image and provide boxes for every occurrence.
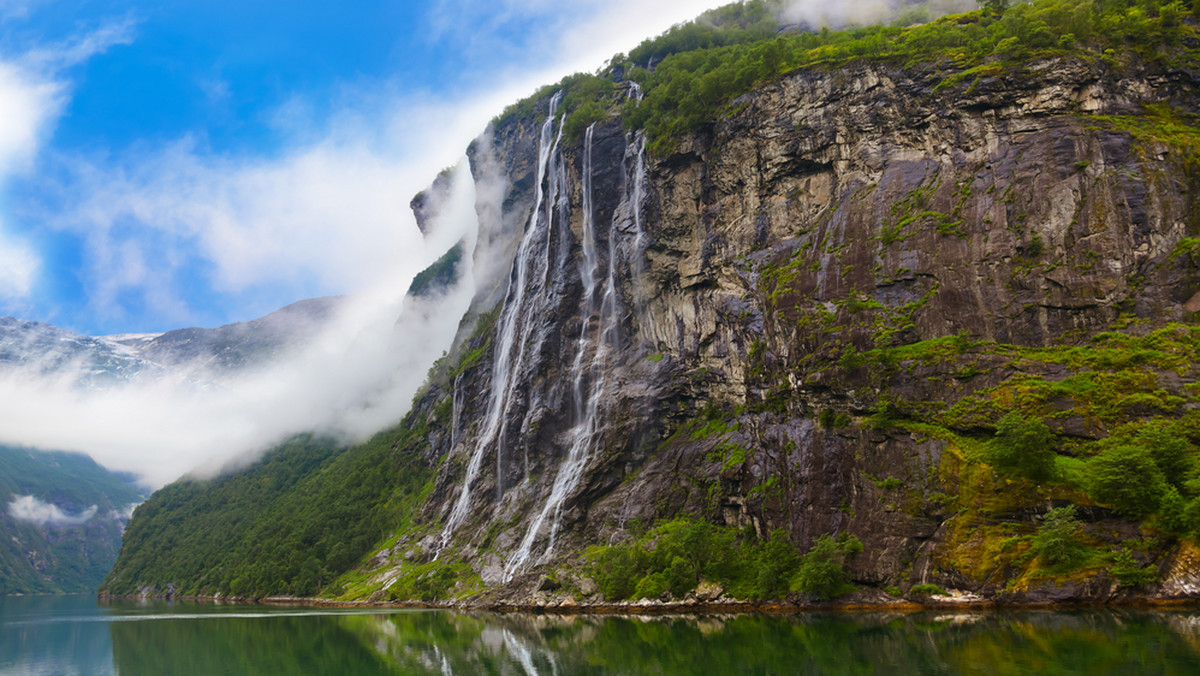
[987,411,1058,482]
[0,446,144,594]
[587,518,862,601]
[407,242,463,298]
[492,1,1200,157]
[102,424,436,599]
[1111,548,1159,587]
[908,583,949,597]
[1030,506,1089,570]
[792,534,864,600]
[619,0,1200,153]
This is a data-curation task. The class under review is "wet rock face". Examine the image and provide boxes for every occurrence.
[407,57,1200,600]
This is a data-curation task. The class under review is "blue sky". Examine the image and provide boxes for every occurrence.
[0,0,726,335]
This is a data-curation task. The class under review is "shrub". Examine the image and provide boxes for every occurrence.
[1088,444,1167,516]
[594,546,641,600]
[633,572,670,600]
[1158,486,1193,535]
[988,411,1058,482]
[1030,506,1088,570]
[909,583,947,597]
[790,534,863,600]
[1111,549,1158,588]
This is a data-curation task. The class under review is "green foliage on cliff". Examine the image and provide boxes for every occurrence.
[587,518,861,601]
[861,323,1200,548]
[407,242,463,298]
[102,422,436,599]
[988,411,1058,482]
[493,1,1199,155]
[1029,506,1089,569]
[617,0,1200,153]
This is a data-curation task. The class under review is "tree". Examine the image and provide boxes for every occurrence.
[1088,444,1167,516]
[790,534,863,600]
[978,0,1012,13]
[988,411,1058,482]
[1031,506,1087,569]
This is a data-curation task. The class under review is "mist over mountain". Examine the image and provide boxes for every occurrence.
[0,445,143,594]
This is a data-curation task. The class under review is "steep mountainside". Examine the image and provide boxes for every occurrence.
[0,446,143,594]
[104,1,1200,606]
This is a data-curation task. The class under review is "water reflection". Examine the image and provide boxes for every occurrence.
[3,596,1200,675]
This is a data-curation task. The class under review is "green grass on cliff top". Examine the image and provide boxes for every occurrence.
[498,0,1200,154]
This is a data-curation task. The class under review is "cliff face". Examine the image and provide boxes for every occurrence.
[101,45,1200,605]
[396,54,1200,601]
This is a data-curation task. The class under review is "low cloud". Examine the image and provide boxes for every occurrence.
[8,494,98,527]
[778,0,979,28]
[0,162,480,488]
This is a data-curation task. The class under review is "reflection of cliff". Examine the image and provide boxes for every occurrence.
[108,608,403,676]
[107,608,1200,675]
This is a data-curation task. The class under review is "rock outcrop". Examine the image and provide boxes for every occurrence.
[390,52,1200,603]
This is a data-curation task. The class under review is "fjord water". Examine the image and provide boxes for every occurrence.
[4,596,1200,675]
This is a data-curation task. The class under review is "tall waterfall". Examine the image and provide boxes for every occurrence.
[439,92,566,554]
[623,83,654,340]
[504,121,626,579]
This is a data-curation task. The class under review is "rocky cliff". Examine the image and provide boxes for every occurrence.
[103,3,1200,606]
[371,47,1200,604]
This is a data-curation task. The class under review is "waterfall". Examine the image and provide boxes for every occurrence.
[623,83,653,341]
[438,92,565,554]
[449,372,464,454]
[571,124,599,423]
[505,122,620,580]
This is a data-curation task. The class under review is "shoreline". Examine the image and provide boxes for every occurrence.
[95,592,1200,615]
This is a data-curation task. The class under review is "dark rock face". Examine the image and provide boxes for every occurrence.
[388,53,1200,603]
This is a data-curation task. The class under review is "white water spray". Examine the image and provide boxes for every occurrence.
[504,122,623,580]
[438,93,566,554]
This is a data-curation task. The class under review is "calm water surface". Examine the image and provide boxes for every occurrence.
[3,595,1200,674]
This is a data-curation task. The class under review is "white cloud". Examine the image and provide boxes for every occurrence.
[19,16,135,70]
[0,18,133,307]
[428,0,728,87]
[8,494,98,527]
[0,60,57,303]
[0,162,480,487]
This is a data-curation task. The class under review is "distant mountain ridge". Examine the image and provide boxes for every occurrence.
[0,296,342,594]
[0,296,343,389]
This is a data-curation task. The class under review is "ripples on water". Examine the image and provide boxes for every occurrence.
[3,596,1200,674]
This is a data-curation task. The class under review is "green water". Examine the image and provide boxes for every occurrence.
[3,596,1200,674]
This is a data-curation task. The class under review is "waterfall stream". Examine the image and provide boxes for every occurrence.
[438,92,565,554]
[504,119,629,580]
[444,84,650,574]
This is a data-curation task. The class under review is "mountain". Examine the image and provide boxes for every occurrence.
[0,317,159,390]
[111,296,342,379]
[103,1,1200,606]
[0,297,342,390]
[0,445,144,594]
[0,297,343,594]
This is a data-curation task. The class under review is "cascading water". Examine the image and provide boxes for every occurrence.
[621,83,655,341]
[438,92,566,554]
[504,122,623,580]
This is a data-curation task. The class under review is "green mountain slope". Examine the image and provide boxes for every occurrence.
[0,446,143,594]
